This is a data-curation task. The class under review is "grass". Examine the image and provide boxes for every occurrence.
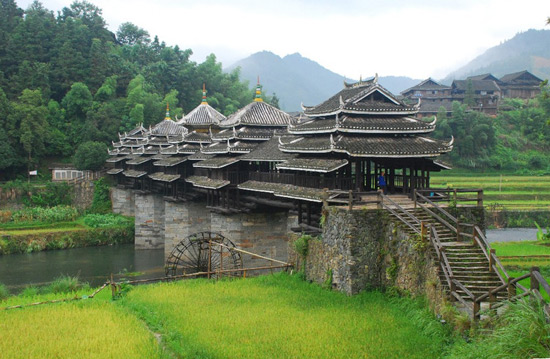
[2,273,549,358]
[490,241,550,257]
[446,299,550,359]
[120,274,450,359]
[0,274,451,359]
[430,173,550,210]
[0,300,163,359]
[491,240,550,301]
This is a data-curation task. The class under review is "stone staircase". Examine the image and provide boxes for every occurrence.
[385,198,505,303]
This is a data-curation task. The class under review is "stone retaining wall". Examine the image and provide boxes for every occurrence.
[299,207,446,311]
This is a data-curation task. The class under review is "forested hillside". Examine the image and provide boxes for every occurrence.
[0,0,257,180]
[432,88,550,172]
[444,29,550,82]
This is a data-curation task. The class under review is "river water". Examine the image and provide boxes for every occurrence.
[0,244,165,293]
[0,228,540,293]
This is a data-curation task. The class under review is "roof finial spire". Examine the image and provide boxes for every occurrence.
[254,76,263,102]
[201,83,208,105]
[165,103,171,120]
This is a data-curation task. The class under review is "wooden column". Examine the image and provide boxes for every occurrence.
[389,167,395,194]
[402,168,407,194]
[426,171,430,188]
[355,159,361,191]
[366,160,371,191]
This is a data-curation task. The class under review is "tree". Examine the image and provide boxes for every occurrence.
[539,80,550,124]
[73,141,108,170]
[0,126,16,171]
[116,22,150,45]
[62,82,92,122]
[12,89,48,171]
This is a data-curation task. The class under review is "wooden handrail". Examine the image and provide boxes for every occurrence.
[416,202,457,233]
[415,191,458,225]
[381,194,421,226]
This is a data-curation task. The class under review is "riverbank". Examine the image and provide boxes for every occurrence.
[0,208,134,255]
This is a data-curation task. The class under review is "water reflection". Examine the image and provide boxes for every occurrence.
[0,244,165,292]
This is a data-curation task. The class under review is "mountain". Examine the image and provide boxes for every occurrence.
[443,29,550,83]
[225,52,420,112]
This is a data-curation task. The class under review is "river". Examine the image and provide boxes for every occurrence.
[0,228,540,293]
[0,244,165,293]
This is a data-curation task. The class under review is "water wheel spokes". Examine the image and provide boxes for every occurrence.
[165,231,243,278]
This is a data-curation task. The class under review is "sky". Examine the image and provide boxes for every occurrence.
[16,0,550,79]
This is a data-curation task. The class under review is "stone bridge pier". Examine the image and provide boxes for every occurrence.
[111,188,297,267]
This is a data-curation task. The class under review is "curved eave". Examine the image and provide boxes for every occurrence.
[220,122,289,128]
[287,127,436,135]
[276,163,348,173]
[279,148,449,158]
[304,108,418,117]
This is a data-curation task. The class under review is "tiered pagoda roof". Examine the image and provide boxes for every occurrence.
[178,84,227,127]
[201,80,292,157]
[303,77,419,117]
[286,76,452,159]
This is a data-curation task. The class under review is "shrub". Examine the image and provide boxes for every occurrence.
[82,213,132,228]
[73,141,108,171]
[25,181,72,207]
[0,283,9,301]
[44,275,89,294]
[447,299,550,359]
[294,234,312,259]
[11,206,78,223]
[88,177,112,214]
[20,286,40,297]
[534,222,550,242]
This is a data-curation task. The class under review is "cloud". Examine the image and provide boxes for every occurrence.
[15,0,550,79]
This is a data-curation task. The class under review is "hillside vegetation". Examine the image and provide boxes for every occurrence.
[0,0,274,180]
[444,29,550,81]
[432,94,550,173]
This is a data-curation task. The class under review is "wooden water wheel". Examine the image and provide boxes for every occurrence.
[165,232,243,278]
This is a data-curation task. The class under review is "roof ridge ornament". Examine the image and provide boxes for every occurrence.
[415,97,422,109]
[335,113,340,130]
[429,116,437,126]
[254,76,263,102]
[339,95,344,108]
[165,103,171,121]
[278,136,284,146]
[447,136,455,147]
[374,73,379,84]
[330,134,335,150]
[201,83,208,105]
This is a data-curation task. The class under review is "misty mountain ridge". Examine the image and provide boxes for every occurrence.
[443,29,550,83]
[225,51,420,112]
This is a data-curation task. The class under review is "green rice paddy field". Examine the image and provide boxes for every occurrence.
[430,173,550,210]
[0,274,450,359]
[490,240,550,301]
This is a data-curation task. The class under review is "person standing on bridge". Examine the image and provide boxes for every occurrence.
[378,171,387,195]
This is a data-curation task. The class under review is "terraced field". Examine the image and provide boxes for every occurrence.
[431,173,550,210]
